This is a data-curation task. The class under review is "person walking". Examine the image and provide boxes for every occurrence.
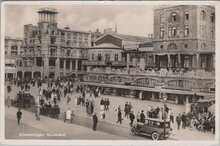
[92,113,98,131]
[6,95,11,108]
[17,108,22,125]
[129,111,135,127]
[66,108,71,123]
[176,113,182,130]
[182,112,186,129]
[140,110,146,123]
[116,109,123,124]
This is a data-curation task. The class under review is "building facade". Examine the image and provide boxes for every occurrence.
[81,5,215,105]
[17,8,101,79]
[5,37,23,80]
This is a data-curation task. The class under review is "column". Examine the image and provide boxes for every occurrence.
[32,72,34,79]
[139,91,143,100]
[126,53,130,71]
[63,59,66,71]
[196,53,200,69]
[75,60,78,72]
[152,92,155,100]
[56,58,60,78]
[168,54,171,68]
[70,59,72,71]
[153,54,156,67]
[178,53,181,69]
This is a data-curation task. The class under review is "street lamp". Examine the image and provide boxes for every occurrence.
[163,93,167,139]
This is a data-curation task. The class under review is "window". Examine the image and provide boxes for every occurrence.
[168,43,177,50]
[66,60,70,69]
[200,10,206,20]
[60,60,64,69]
[105,54,110,61]
[160,45,163,49]
[50,49,56,56]
[115,54,119,61]
[91,53,94,61]
[184,26,189,36]
[211,29,215,39]
[185,12,189,20]
[160,15,165,23]
[98,54,102,61]
[168,27,172,37]
[200,25,206,38]
[211,13,215,22]
[160,27,165,38]
[172,27,177,37]
[184,44,188,48]
[171,13,178,21]
[67,50,71,56]
[201,43,207,50]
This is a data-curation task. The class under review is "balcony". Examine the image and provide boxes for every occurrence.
[86,67,215,80]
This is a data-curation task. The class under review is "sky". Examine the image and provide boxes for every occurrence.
[4,4,154,38]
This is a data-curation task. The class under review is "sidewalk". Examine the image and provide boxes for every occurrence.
[5,107,125,140]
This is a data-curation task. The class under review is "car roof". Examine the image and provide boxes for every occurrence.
[145,117,170,122]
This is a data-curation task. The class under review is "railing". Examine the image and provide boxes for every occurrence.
[86,68,215,79]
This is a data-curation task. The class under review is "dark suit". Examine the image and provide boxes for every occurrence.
[17,111,22,125]
[93,114,98,131]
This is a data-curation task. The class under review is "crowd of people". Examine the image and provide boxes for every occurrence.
[6,76,215,136]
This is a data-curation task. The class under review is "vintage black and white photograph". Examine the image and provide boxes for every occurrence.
[2,1,219,145]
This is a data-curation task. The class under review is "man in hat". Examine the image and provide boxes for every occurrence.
[17,108,22,125]
[92,113,98,131]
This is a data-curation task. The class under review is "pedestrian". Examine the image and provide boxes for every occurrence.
[182,112,186,129]
[67,95,71,105]
[17,108,22,125]
[6,95,11,108]
[71,110,75,123]
[129,111,135,127]
[136,111,140,122]
[92,113,98,131]
[116,109,123,124]
[106,98,110,111]
[140,110,146,123]
[66,108,71,123]
[176,113,182,130]
[100,98,105,110]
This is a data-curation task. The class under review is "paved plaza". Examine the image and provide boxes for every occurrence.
[5,82,215,140]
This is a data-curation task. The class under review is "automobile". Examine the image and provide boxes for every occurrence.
[130,118,172,140]
[11,91,36,108]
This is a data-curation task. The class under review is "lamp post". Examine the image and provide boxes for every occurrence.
[163,93,167,139]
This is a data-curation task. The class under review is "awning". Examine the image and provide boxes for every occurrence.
[80,82,215,97]
[197,97,215,103]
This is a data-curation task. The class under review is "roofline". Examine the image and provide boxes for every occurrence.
[95,33,122,42]
[57,28,90,34]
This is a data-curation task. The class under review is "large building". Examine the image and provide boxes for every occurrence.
[5,37,23,80]
[17,8,102,79]
[81,5,215,105]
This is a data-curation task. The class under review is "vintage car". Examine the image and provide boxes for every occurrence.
[130,118,171,140]
[11,91,36,108]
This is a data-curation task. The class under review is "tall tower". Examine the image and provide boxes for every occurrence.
[37,8,58,35]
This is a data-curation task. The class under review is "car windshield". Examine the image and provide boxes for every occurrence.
[159,122,170,128]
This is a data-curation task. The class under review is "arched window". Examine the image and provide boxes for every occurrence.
[171,13,178,22]
[201,43,207,50]
[200,10,206,20]
[210,13,215,22]
[167,43,177,50]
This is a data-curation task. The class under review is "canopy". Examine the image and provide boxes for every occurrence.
[197,97,215,103]
[208,104,215,113]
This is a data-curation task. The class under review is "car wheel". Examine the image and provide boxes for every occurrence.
[130,127,136,135]
[151,132,159,140]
